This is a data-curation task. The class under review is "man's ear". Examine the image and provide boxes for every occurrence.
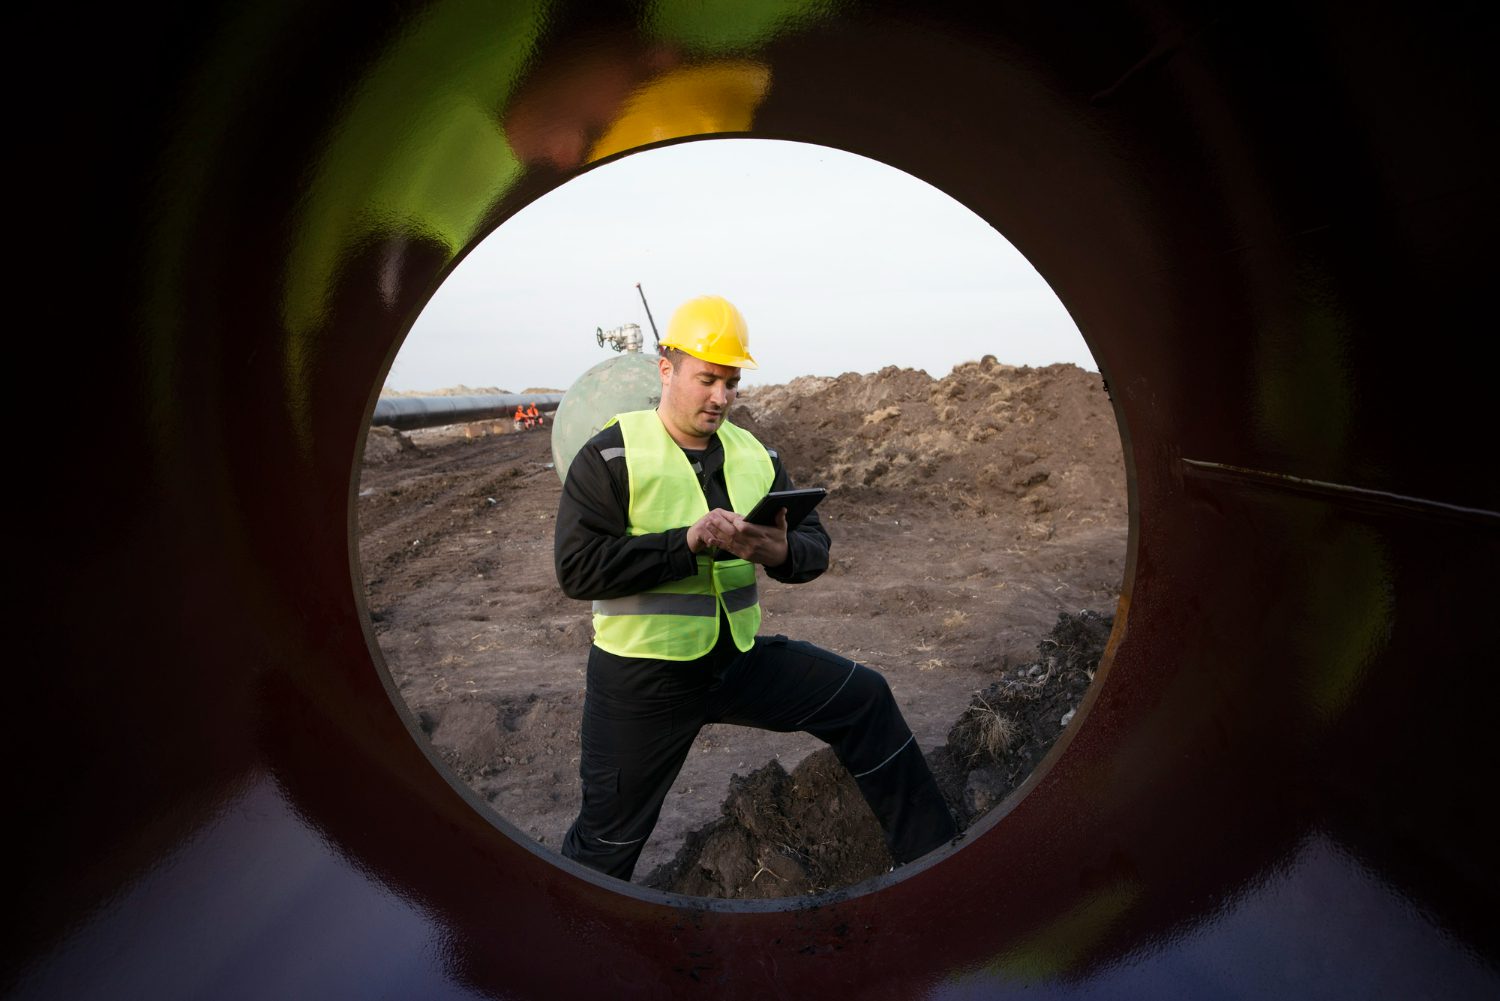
[658,354,673,389]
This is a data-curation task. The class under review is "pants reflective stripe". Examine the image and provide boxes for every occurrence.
[854,733,915,778]
[795,663,858,728]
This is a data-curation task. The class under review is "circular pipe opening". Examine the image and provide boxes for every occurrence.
[354,136,1131,906]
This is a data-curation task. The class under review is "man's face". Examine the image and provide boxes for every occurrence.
[658,353,741,445]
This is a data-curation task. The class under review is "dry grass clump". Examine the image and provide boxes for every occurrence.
[950,694,1019,766]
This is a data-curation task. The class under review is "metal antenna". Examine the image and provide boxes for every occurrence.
[635,283,661,349]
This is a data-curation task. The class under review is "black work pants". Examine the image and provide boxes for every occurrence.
[561,633,957,881]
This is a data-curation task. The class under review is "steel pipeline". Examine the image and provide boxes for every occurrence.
[372,393,563,431]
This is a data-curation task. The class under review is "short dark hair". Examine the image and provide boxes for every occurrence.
[661,347,688,369]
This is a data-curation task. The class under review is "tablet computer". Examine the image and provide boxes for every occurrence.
[745,487,828,530]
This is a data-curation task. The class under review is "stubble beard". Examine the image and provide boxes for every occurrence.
[698,406,726,435]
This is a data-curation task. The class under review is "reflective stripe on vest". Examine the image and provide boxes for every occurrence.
[590,410,775,661]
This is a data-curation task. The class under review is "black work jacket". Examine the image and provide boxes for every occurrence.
[554,421,830,604]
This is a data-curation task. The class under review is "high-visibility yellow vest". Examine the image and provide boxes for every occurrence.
[591,410,775,660]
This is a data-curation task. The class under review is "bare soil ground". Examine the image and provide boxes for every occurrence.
[357,358,1127,895]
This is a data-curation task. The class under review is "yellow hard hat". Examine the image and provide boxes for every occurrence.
[661,295,758,368]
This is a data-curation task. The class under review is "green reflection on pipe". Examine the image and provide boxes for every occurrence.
[279,0,551,451]
[1282,519,1394,726]
[1252,259,1354,472]
[647,0,850,55]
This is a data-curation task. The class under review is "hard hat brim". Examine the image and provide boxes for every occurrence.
[668,345,758,369]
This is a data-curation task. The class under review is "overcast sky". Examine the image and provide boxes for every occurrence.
[387,139,1094,392]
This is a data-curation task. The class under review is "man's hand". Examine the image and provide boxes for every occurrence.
[686,509,738,554]
[687,508,789,567]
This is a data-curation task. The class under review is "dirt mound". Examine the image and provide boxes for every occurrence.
[641,748,890,898]
[643,610,1114,899]
[737,360,1122,541]
[938,608,1111,820]
[362,425,417,464]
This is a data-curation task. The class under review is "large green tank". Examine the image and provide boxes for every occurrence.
[551,352,662,483]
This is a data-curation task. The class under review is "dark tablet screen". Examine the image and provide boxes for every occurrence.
[745,487,828,530]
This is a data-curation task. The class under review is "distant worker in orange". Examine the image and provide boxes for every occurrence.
[514,405,527,432]
[527,403,542,427]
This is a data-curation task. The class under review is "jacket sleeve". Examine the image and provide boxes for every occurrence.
[763,456,830,585]
[554,434,700,601]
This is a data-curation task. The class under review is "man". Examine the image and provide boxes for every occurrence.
[554,294,957,881]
